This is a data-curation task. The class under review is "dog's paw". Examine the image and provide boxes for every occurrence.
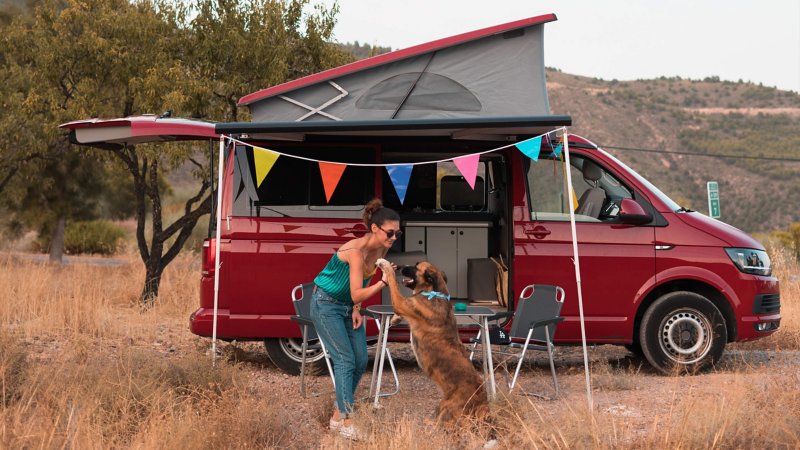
[376,258,392,271]
[390,314,404,327]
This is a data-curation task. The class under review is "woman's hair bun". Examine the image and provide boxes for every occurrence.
[363,198,398,228]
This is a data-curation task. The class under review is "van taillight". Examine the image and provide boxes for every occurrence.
[202,239,216,276]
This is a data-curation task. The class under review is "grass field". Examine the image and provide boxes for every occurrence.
[0,249,798,449]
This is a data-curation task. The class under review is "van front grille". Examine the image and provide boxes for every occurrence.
[752,293,780,314]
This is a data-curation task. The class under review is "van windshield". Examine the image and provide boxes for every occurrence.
[600,150,682,212]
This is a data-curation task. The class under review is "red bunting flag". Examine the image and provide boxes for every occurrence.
[318,162,347,202]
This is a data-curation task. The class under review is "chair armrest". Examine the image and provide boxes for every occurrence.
[529,317,565,329]
[290,316,314,327]
[486,311,515,322]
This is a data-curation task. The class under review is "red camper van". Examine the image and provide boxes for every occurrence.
[61,14,780,375]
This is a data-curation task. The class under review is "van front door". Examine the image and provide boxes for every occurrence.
[513,151,655,344]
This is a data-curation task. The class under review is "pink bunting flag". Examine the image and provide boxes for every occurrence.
[453,154,480,189]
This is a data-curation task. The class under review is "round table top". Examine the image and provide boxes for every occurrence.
[365,304,497,316]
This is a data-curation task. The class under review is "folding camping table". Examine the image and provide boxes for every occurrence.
[366,304,498,407]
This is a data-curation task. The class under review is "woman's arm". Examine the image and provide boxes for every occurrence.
[345,250,386,304]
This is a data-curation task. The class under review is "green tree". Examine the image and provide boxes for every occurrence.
[3,0,353,305]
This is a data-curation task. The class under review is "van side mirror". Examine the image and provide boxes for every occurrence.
[619,198,652,224]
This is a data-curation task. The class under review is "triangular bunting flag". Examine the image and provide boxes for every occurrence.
[553,143,563,158]
[253,146,280,187]
[515,136,542,161]
[318,162,347,203]
[453,154,480,190]
[386,165,414,204]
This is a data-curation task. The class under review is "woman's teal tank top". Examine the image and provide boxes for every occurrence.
[313,248,376,303]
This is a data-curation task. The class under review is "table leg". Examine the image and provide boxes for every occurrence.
[373,314,392,409]
[482,317,496,400]
[368,314,386,400]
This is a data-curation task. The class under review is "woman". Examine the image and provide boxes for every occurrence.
[310,198,401,441]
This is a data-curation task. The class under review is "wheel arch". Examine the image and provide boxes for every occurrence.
[633,279,737,343]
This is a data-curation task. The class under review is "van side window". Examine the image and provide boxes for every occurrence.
[525,153,631,222]
[232,146,376,217]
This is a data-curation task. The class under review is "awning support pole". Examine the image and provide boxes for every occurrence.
[562,131,593,410]
[211,136,225,367]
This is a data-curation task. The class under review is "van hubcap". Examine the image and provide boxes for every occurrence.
[279,338,324,363]
[659,308,712,364]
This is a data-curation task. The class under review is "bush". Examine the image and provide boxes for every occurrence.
[63,219,127,255]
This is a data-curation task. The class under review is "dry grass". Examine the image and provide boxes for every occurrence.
[0,252,197,342]
[0,250,797,448]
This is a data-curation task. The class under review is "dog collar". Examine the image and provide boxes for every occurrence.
[420,291,450,301]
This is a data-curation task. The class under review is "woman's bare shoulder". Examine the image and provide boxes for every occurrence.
[337,238,365,264]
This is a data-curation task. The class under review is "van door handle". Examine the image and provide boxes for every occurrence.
[344,228,367,234]
[525,229,551,236]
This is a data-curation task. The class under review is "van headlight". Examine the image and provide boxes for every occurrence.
[724,248,772,276]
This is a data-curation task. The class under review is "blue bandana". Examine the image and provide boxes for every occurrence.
[420,291,450,301]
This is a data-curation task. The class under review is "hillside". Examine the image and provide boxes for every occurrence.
[545,70,800,233]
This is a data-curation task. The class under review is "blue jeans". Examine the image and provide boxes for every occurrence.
[310,285,368,416]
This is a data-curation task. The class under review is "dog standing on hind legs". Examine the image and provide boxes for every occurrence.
[376,259,496,440]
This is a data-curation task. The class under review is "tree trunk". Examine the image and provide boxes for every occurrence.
[49,215,66,264]
[141,265,163,308]
[112,146,212,309]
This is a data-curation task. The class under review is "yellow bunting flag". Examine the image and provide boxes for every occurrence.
[253,146,280,187]
[318,162,347,203]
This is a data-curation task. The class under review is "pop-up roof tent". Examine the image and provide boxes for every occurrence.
[60,13,593,408]
[215,13,570,141]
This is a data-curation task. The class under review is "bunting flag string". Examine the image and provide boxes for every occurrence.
[386,165,414,204]
[223,126,567,203]
[223,126,566,169]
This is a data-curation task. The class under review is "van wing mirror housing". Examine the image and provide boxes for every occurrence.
[619,198,652,224]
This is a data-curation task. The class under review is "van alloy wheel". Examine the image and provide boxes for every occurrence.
[658,308,712,364]
[640,291,727,375]
[263,338,327,376]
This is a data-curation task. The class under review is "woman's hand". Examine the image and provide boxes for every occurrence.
[352,308,363,330]
[379,262,397,286]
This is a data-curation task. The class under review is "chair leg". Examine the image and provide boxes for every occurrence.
[299,325,309,399]
[469,329,481,362]
[320,340,336,388]
[510,329,533,394]
[545,325,559,400]
[381,346,400,396]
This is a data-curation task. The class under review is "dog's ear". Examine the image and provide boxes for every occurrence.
[442,272,448,284]
[424,269,440,292]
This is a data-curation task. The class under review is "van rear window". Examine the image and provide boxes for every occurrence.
[235,145,376,214]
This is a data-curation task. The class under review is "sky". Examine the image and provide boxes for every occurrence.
[313,0,800,93]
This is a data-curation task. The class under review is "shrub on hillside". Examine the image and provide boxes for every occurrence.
[53,219,127,255]
[771,223,800,259]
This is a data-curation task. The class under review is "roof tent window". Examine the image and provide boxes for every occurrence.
[356,73,482,112]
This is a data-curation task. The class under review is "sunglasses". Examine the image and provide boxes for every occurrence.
[377,225,403,239]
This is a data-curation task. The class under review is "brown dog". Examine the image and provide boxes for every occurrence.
[376,259,491,428]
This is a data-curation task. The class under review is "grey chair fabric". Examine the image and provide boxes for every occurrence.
[291,283,400,399]
[467,258,498,302]
[469,284,565,400]
[380,251,428,305]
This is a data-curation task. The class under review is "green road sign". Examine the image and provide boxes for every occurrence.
[707,181,720,218]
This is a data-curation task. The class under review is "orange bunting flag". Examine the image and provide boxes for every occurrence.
[318,162,347,203]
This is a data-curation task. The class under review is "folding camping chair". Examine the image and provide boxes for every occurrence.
[469,284,565,400]
[290,283,400,399]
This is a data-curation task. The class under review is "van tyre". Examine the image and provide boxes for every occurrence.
[640,291,727,375]
[264,338,327,376]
